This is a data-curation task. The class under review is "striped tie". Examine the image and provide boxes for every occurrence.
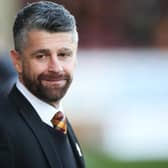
[51,111,67,134]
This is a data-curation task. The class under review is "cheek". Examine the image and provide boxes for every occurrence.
[64,62,76,74]
[22,62,40,78]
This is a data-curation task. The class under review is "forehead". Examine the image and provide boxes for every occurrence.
[25,29,77,51]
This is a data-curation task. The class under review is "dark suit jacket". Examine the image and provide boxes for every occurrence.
[0,85,85,168]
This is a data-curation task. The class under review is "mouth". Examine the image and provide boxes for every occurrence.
[39,73,68,87]
[41,79,66,87]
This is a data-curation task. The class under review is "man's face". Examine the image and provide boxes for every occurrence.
[11,30,78,106]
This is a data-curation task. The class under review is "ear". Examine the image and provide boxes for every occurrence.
[10,50,22,73]
[75,56,78,67]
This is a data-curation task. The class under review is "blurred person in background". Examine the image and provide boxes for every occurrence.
[0,1,85,168]
[0,54,17,96]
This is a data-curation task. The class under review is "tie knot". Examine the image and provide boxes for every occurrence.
[53,111,64,121]
[51,111,67,134]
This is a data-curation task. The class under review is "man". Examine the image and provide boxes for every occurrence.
[0,1,85,168]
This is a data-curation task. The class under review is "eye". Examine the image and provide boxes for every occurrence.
[58,52,72,57]
[58,52,66,57]
[36,54,47,59]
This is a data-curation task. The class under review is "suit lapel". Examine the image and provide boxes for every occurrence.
[67,120,85,168]
[9,86,63,168]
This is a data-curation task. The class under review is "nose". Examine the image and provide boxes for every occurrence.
[48,56,63,73]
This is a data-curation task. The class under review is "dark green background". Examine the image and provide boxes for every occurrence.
[85,149,168,168]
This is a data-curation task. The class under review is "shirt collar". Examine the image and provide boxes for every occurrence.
[16,79,64,127]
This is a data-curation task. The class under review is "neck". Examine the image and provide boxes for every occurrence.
[48,101,60,108]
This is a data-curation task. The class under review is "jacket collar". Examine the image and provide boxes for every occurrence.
[67,120,85,168]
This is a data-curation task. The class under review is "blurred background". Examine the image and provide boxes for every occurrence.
[1,0,168,167]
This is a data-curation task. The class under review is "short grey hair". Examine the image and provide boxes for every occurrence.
[13,1,78,53]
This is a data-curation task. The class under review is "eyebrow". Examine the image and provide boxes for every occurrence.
[57,48,73,53]
[30,47,73,57]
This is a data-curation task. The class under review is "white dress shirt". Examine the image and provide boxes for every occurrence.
[16,79,64,127]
